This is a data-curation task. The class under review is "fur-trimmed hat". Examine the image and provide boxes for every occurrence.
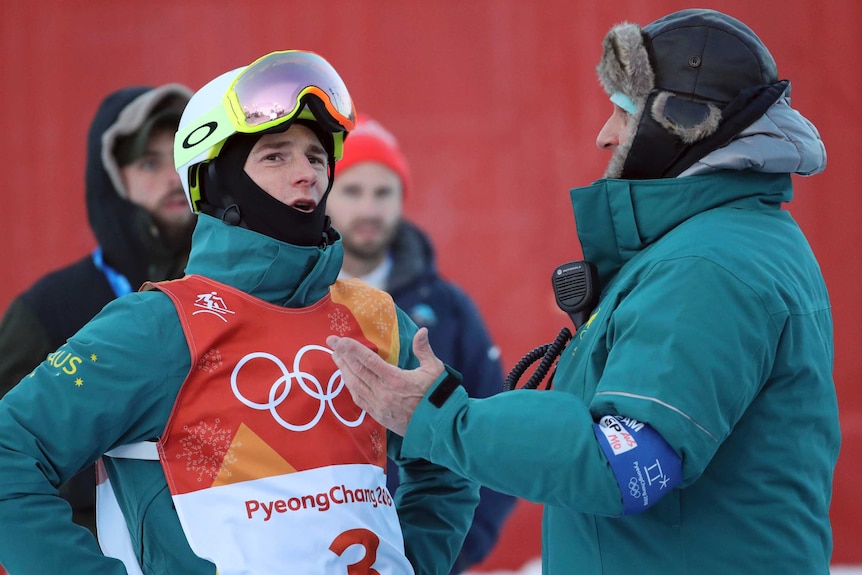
[597,9,787,179]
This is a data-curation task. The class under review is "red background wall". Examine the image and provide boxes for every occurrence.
[1,1,858,569]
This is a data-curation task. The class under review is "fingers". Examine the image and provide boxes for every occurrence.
[327,335,389,407]
[327,336,371,400]
[328,336,388,380]
[336,361,368,408]
[412,328,429,356]
[412,327,444,376]
[412,327,434,363]
[325,334,422,437]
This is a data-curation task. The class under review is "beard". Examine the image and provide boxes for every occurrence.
[339,218,398,263]
[152,189,197,245]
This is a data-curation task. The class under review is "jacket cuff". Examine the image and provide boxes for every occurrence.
[402,365,467,459]
[427,364,463,407]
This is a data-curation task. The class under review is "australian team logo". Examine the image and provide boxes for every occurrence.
[231,345,364,432]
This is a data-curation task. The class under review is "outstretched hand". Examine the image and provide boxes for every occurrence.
[327,327,444,436]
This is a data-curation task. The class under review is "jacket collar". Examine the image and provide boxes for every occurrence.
[184,214,343,307]
[570,171,792,286]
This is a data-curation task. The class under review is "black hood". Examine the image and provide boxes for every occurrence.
[386,220,438,295]
[84,84,193,290]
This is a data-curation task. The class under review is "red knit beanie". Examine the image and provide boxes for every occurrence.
[337,114,411,198]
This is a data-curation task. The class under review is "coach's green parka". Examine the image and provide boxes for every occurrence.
[403,167,838,574]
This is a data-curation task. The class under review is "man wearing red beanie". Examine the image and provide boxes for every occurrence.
[327,115,515,574]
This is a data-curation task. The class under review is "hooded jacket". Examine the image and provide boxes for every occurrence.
[0,84,193,394]
[384,220,515,573]
[397,95,838,574]
[0,215,478,574]
[0,85,193,530]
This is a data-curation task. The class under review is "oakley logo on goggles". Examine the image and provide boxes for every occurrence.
[176,50,355,168]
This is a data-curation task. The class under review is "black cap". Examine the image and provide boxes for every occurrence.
[114,107,183,167]
[644,9,778,105]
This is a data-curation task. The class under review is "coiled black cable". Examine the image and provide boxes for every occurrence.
[503,345,549,391]
[503,327,572,391]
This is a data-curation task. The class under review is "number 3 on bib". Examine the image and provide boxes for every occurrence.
[330,528,381,575]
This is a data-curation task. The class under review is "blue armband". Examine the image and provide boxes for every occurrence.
[593,414,682,515]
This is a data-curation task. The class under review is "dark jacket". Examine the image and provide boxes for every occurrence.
[0,84,193,532]
[384,220,516,573]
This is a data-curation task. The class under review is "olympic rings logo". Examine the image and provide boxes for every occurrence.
[628,477,641,499]
[230,345,365,432]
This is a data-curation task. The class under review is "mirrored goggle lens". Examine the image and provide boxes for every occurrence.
[230,50,355,131]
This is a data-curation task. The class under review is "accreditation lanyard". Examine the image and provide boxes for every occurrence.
[92,247,133,298]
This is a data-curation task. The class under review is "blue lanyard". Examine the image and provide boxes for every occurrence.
[92,247,133,298]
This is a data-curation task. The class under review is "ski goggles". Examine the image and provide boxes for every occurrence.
[175,50,355,168]
[227,50,355,134]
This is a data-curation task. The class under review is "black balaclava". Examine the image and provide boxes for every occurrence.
[199,119,338,247]
[596,9,788,179]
